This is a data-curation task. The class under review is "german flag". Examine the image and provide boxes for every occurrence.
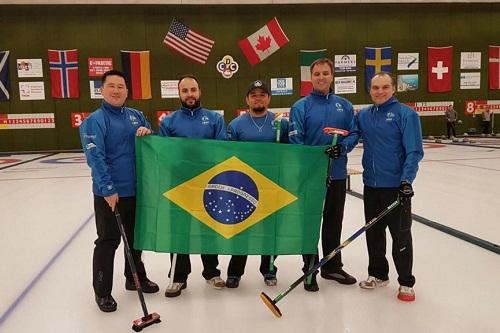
[120,50,152,99]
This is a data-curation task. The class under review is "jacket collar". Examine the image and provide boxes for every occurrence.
[310,89,334,100]
[374,96,398,109]
[101,100,123,114]
[180,105,203,116]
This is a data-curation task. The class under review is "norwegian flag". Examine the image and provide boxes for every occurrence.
[48,49,79,98]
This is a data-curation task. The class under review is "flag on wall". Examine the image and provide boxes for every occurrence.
[428,46,453,92]
[365,47,392,92]
[299,49,327,96]
[489,45,500,90]
[238,17,289,67]
[0,51,11,101]
[134,136,326,254]
[121,50,152,100]
[163,18,215,65]
[48,49,79,98]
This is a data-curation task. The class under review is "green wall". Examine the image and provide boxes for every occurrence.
[1,4,499,152]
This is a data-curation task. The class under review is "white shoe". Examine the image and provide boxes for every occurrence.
[397,286,416,301]
[164,282,186,297]
[206,276,225,290]
[359,276,389,289]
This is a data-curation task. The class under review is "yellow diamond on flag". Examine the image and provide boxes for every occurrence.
[164,156,297,239]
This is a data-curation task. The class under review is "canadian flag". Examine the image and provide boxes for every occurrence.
[428,46,453,92]
[489,45,500,90]
[238,17,289,67]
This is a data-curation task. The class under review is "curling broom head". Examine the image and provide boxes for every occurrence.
[132,312,161,332]
[260,292,282,318]
[323,127,349,136]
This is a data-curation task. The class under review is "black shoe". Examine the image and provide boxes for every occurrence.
[125,277,160,293]
[321,269,357,285]
[226,276,240,289]
[95,294,117,312]
[303,274,319,292]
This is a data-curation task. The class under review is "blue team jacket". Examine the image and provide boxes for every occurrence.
[289,90,358,180]
[357,97,424,188]
[79,101,151,197]
[159,106,226,140]
[227,111,289,143]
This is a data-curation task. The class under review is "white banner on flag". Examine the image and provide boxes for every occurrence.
[17,59,43,78]
[334,76,356,94]
[161,80,180,98]
[19,81,45,100]
[460,52,481,69]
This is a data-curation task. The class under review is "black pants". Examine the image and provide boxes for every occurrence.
[227,255,278,278]
[93,195,147,297]
[363,186,415,287]
[169,253,220,283]
[483,121,491,134]
[302,179,346,275]
[446,121,456,138]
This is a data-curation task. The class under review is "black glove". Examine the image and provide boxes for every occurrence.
[399,181,414,201]
[324,144,342,160]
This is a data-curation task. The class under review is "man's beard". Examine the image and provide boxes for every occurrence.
[181,99,201,110]
[252,106,266,114]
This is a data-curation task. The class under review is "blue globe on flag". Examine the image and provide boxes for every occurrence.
[203,171,259,225]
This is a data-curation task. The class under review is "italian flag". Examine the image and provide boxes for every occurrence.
[300,49,327,96]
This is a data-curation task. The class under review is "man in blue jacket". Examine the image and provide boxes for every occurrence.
[289,58,358,292]
[159,74,226,297]
[224,79,289,289]
[80,70,159,313]
[357,72,423,302]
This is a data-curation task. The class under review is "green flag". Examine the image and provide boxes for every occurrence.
[135,135,327,255]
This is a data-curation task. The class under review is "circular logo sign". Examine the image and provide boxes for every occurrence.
[216,55,239,79]
[203,170,258,225]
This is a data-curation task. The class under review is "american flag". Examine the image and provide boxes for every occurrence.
[163,19,215,65]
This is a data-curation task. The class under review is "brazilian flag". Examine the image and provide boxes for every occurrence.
[135,136,327,255]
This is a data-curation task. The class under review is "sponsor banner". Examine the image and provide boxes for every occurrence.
[405,101,453,116]
[270,77,293,96]
[334,76,356,94]
[460,72,481,90]
[460,52,481,70]
[397,74,419,92]
[17,58,43,78]
[88,58,113,77]
[0,113,55,129]
[334,54,356,72]
[71,112,91,128]
[464,100,500,115]
[19,81,45,100]
[397,53,419,70]
[160,80,179,98]
[89,80,103,99]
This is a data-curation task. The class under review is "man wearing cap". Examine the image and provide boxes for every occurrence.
[224,80,289,289]
[159,74,227,297]
[289,58,358,292]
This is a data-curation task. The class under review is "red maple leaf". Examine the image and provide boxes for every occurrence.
[255,35,272,52]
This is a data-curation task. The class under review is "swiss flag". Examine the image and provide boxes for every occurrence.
[428,46,453,92]
[489,45,500,90]
[238,17,289,67]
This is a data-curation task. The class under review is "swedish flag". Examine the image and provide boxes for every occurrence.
[135,136,327,255]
